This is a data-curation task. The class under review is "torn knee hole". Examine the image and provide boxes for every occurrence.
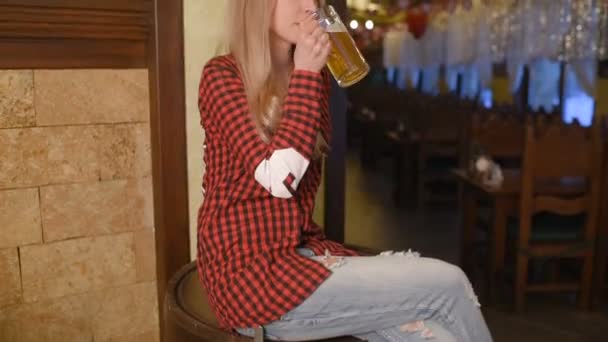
[400,321,435,340]
[320,250,346,269]
[321,256,344,268]
[378,249,420,258]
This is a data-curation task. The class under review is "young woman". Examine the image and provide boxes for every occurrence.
[196,1,493,341]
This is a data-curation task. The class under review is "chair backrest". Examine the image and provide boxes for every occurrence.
[528,116,597,179]
[519,116,603,222]
[469,110,525,161]
[418,94,471,142]
[363,86,406,121]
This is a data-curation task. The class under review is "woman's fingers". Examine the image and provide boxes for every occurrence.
[304,35,316,49]
[321,39,331,58]
[312,43,322,56]
[311,26,325,40]
[293,9,331,72]
[300,12,318,35]
[323,39,332,54]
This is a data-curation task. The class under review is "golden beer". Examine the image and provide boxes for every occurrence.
[316,6,370,87]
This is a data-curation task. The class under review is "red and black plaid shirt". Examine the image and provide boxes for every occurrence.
[196,55,359,332]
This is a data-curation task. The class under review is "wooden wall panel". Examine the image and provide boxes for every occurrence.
[0,0,152,68]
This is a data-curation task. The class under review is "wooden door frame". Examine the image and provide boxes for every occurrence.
[148,0,190,337]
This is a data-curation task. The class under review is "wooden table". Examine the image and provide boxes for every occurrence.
[453,169,587,302]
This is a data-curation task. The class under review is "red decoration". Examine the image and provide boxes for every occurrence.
[406,7,428,39]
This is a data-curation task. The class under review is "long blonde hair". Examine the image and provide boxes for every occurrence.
[225,0,328,158]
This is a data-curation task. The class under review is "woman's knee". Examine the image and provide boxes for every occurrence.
[446,263,468,288]
[422,259,478,302]
[439,261,480,307]
[420,259,463,283]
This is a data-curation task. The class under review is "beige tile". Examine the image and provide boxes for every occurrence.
[99,329,160,342]
[134,229,157,282]
[0,248,21,308]
[40,178,154,242]
[0,126,100,189]
[0,292,93,342]
[0,70,35,129]
[0,188,42,249]
[98,123,152,180]
[0,283,159,342]
[35,69,150,126]
[20,234,135,302]
[90,282,159,341]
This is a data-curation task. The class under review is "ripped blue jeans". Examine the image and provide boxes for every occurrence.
[236,248,493,342]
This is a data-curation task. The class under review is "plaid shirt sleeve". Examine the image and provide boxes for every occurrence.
[199,60,325,197]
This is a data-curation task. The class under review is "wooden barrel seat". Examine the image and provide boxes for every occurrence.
[163,261,361,342]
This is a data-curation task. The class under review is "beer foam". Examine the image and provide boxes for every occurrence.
[325,23,347,33]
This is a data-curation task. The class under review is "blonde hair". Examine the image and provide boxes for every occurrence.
[225,0,328,158]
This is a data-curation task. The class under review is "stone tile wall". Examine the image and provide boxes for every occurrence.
[0,69,158,342]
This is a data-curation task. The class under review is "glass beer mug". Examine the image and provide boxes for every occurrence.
[314,5,370,87]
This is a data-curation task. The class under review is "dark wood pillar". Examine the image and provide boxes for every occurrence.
[324,0,348,243]
[148,0,190,337]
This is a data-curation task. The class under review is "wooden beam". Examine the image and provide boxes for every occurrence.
[0,0,151,11]
[148,0,190,338]
[0,1,150,69]
[0,38,146,69]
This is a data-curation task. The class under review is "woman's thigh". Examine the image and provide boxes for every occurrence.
[279,253,476,319]
[254,252,480,341]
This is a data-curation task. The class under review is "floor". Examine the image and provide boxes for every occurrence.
[318,151,608,342]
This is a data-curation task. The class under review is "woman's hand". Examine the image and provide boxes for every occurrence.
[294,12,331,73]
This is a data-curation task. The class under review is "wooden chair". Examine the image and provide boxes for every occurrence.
[466,109,525,222]
[386,90,424,206]
[466,110,525,168]
[416,95,472,211]
[164,246,377,342]
[513,117,604,312]
[459,111,525,289]
[354,86,404,170]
